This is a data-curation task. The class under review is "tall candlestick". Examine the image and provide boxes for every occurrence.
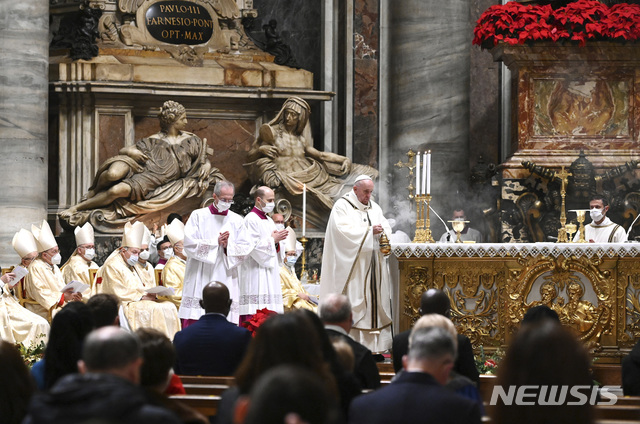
[422,152,427,195]
[302,183,307,236]
[426,150,431,195]
[415,152,421,195]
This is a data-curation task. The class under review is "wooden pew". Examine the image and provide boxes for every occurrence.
[169,394,221,417]
[178,375,235,385]
[182,384,229,396]
[595,405,640,421]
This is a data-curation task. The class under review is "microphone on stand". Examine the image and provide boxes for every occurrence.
[429,205,451,242]
[626,212,640,241]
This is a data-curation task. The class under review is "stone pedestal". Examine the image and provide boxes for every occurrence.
[0,0,49,265]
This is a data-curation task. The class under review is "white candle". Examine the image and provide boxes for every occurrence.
[415,152,420,195]
[422,152,427,195]
[302,184,307,237]
[426,151,432,195]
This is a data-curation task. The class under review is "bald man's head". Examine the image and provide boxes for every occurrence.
[200,282,232,316]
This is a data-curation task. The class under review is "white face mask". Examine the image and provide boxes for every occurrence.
[275,223,285,231]
[83,248,95,261]
[285,256,297,266]
[163,248,174,259]
[139,250,150,260]
[262,201,275,213]
[126,254,139,267]
[51,253,62,265]
[590,208,604,222]
[216,200,232,212]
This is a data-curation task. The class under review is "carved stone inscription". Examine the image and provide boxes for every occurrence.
[145,1,214,45]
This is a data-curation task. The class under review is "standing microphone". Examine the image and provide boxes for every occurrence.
[429,205,451,241]
[627,212,640,240]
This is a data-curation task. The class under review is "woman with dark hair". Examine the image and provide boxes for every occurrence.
[0,341,36,424]
[492,321,595,424]
[31,301,95,390]
[217,312,339,424]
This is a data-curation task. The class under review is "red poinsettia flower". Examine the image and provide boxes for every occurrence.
[240,308,278,337]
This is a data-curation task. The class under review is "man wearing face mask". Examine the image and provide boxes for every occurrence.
[161,219,187,308]
[236,186,289,318]
[62,222,99,299]
[24,220,81,321]
[95,221,180,339]
[438,208,484,243]
[154,236,173,270]
[134,226,156,288]
[180,181,245,326]
[574,195,627,243]
[279,227,317,312]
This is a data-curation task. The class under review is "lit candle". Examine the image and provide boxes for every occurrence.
[415,152,420,195]
[302,183,307,237]
[426,150,431,195]
[422,152,427,195]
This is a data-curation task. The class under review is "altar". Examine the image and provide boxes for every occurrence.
[392,242,640,361]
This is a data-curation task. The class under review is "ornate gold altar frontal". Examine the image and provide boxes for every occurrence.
[394,242,640,361]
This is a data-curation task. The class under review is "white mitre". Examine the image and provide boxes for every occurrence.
[284,226,297,252]
[166,219,185,246]
[74,222,94,246]
[354,174,373,183]
[12,228,38,258]
[122,221,145,249]
[31,220,58,252]
[142,225,151,246]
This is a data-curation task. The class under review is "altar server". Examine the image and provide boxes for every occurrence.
[0,229,50,344]
[236,186,288,318]
[25,220,80,321]
[574,195,627,243]
[179,181,245,326]
[94,221,180,339]
[320,175,393,352]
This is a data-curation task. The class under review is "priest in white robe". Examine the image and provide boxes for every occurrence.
[25,220,81,321]
[161,218,187,309]
[180,181,244,325]
[61,222,98,298]
[94,221,180,339]
[320,175,393,352]
[235,186,288,318]
[573,195,627,243]
[0,229,50,345]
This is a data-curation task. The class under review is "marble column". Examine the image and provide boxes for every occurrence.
[0,0,49,265]
[382,0,471,241]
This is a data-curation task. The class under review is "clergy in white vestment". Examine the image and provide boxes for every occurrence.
[0,229,50,345]
[25,220,81,321]
[573,195,627,243]
[320,175,393,352]
[236,186,289,317]
[61,222,98,299]
[161,219,187,309]
[134,225,156,288]
[94,221,180,339]
[180,181,244,325]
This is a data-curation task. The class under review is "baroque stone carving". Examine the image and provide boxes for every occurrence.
[50,4,102,60]
[59,100,223,233]
[244,97,378,228]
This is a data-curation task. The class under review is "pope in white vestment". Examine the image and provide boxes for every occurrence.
[235,186,288,316]
[180,183,245,324]
[320,176,393,352]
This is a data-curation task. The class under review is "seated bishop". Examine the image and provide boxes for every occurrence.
[280,227,317,312]
[61,222,98,299]
[135,226,156,288]
[160,219,186,309]
[94,221,180,339]
[0,229,50,345]
[24,220,81,321]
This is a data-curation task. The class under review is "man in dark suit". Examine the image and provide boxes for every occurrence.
[320,293,381,389]
[173,281,251,376]
[349,326,481,424]
[392,288,479,383]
